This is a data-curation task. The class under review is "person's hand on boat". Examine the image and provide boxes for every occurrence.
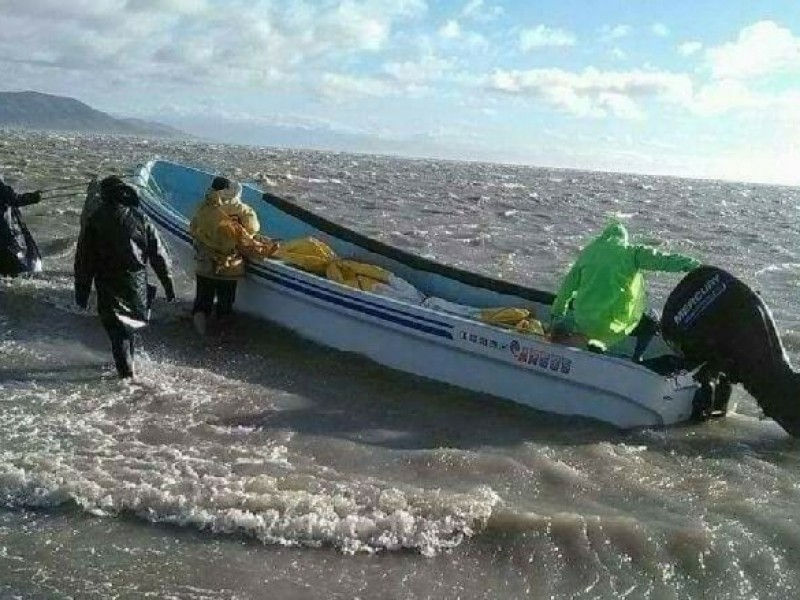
[686,258,702,271]
[20,190,42,204]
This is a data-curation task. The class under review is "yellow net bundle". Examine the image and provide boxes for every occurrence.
[479,307,546,335]
[326,260,391,292]
[270,236,546,336]
[272,237,335,274]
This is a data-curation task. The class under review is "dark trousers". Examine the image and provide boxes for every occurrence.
[0,250,25,277]
[632,310,660,361]
[192,275,237,318]
[103,320,136,378]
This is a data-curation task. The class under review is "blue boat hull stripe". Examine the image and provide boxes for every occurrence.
[254,269,453,339]
[141,198,454,339]
[247,264,452,328]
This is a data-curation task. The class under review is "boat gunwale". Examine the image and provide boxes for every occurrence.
[259,190,556,306]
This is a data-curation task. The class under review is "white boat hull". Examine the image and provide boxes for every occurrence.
[134,160,702,430]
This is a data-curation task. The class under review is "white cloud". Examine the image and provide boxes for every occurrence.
[690,80,800,122]
[464,31,490,50]
[611,47,626,60]
[487,67,693,118]
[651,23,669,37]
[518,25,576,52]
[319,73,394,99]
[0,0,429,89]
[318,52,453,100]
[436,22,489,50]
[687,23,800,120]
[600,24,631,42]
[461,0,503,22]
[691,79,760,116]
[314,0,428,53]
[597,92,644,119]
[770,90,800,124]
[438,20,461,39]
[125,0,207,14]
[383,54,452,85]
[706,20,800,80]
[0,0,120,21]
[678,41,703,57]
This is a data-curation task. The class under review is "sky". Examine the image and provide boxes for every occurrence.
[1,0,799,185]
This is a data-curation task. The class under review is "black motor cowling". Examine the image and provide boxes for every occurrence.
[661,266,800,436]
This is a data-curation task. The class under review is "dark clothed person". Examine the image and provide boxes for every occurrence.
[0,176,42,277]
[80,176,102,228]
[74,176,175,378]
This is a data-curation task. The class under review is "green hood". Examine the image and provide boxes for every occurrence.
[598,222,628,244]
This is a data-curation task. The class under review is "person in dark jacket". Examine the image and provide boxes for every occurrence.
[1,175,43,277]
[74,176,176,378]
[80,175,102,228]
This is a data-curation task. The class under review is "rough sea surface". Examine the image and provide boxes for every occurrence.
[2,130,800,599]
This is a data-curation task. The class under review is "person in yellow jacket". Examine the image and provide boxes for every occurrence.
[550,222,700,357]
[189,176,260,335]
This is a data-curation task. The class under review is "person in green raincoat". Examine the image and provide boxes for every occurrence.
[550,222,700,355]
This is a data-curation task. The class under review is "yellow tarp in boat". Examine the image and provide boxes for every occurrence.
[269,236,545,335]
[326,259,392,292]
[272,237,335,274]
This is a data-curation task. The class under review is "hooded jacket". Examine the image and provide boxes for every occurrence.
[74,179,174,330]
[1,177,42,277]
[189,184,260,279]
[551,223,700,350]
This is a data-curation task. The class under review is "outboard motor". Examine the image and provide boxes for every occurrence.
[661,266,800,436]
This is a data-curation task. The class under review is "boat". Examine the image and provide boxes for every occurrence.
[132,159,732,431]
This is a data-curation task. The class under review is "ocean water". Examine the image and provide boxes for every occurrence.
[2,130,800,599]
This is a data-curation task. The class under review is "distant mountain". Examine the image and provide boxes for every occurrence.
[0,91,187,138]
